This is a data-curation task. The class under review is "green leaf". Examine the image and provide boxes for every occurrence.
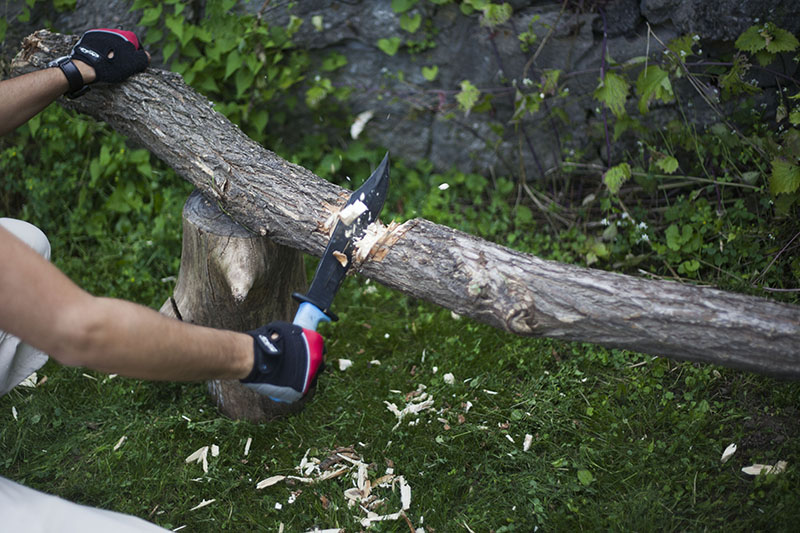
[140,5,163,27]
[603,162,631,194]
[321,52,348,71]
[594,72,630,118]
[456,80,481,114]
[377,37,402,56]
[165,13,184,42]
[665,224,681,251]
[636,65,674,114]
[765,25,799,53]
[481,3,512,27]
[577,469,594,486]
[391,0,418,13]
[655,155,679,174]
[422,65,439,81]
[225,50,243,79]
[0,17,8,43]
[789,109,800,125]
[770,157,800,195]
[735,25,767,52]
[400,13,422,33]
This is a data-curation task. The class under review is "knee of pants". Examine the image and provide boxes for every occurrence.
[0,218,51,260]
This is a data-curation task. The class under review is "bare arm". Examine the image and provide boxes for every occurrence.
[0,226,252,381]
[0,61,96,136]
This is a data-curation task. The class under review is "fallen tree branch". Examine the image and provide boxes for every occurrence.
[12,30,800,377]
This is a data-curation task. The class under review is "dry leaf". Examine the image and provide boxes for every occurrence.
[721,443,737,463]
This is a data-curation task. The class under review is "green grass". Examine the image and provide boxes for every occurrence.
[2,273,799,531]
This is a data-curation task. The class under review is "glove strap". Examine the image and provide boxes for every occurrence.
[49,56,89,99]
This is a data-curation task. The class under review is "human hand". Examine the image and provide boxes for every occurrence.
[240,321,325,403]
[70,29,149,84]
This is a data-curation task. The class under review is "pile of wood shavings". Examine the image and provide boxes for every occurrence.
[256,446,414,528]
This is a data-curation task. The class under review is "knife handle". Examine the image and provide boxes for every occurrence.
[293,302,332,331]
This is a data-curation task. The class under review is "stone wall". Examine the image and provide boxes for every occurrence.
[4,0,799,176]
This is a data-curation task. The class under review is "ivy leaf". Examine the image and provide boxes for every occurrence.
[594,72,630,118]
[422,65,439,81]
[636,65,674,114]
[603,162,631,194]
[456,80,481,114]
[770,157,800,195]
[400,13,422,33]
[377,37,403,56]
[391,0,418,13]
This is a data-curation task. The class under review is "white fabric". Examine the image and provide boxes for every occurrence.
[0,476,168,532]
[0,218,50,397]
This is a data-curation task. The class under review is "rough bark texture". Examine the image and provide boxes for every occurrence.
[12,30,800,377]
[158,190,310,422]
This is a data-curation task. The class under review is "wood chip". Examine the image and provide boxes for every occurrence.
[523,434,533,452]
[338,200,368,225]
[721,443,737,463]
[398,476,411,510]
[332,250,348,268]
[188,499,215,512]
[185,446,210,473]
[741,461,788,476]
[244,437,252,456]
[256,475,286,489]
[113,435,127,451]
[11,406,18,421]
[338,359,353,371]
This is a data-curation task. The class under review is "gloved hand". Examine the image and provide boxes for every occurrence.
[241,321,325,403]
[70,29,149,84]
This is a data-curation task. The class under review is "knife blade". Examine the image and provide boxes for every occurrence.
[292,153,390,331]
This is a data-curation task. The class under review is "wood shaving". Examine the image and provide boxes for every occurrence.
[384,385,435,431]
[332,250,348,268]
[257,475,287,489]
[113,435,127,451]
[189,499,215,512]
[741,461,788,476]
[338,200,368,225]
[18,372,38,388]
[720,443,737,463]
[185,446,210,473]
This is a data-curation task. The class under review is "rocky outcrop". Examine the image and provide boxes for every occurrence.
[4,0,798,176]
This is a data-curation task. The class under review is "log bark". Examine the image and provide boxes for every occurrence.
[159,190,310,421]
[12,30,800,377]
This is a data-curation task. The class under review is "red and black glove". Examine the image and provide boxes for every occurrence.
[50,29,149,98]
[71,29,149,83]
[241,321,325,403]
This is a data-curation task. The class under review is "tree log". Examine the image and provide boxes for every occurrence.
[12,30,800,377]
[159,190,309,421]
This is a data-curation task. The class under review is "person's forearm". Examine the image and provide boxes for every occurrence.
[61,296,253,381]
[0,61,95,136]
[0,226,252,381]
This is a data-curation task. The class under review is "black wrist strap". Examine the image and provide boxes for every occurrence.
[54,58,89,99]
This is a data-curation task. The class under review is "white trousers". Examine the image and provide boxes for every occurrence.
[0,218,167,532]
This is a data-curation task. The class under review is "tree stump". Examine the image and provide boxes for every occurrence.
[160,190,310,422]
